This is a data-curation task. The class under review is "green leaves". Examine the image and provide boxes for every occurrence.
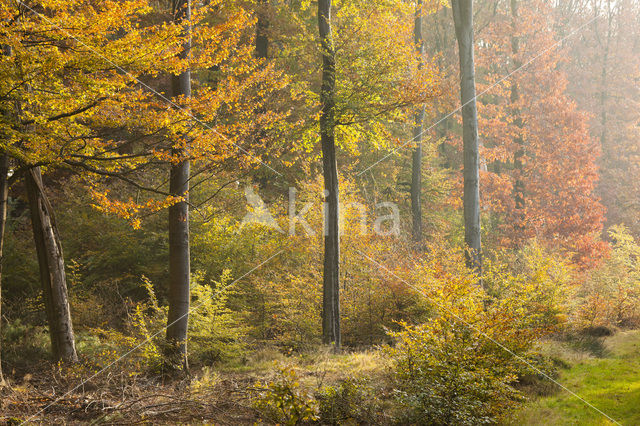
[251,364,320,425]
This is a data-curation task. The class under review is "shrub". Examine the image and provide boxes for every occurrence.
[578,225,640,328]
[316,377,383,425]
[250,364,319,425]
[190,366,221,394]
[484,241,572,332]
[83,271,245,374]
[386,320,522,425]
[188,270,246,364]
[1,320,51,369]
[380,242,571,424]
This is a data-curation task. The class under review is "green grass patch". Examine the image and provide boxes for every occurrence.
[509,330,640,425]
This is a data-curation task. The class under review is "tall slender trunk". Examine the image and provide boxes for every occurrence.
[25,167,78,363]
[256,0,268,60]
[599,0,613,149]
[1,44,12,384]
[435,6,452,168]
[166,0,192,371]
[318,0,340,350]
[510,0,525,234]
[452,0,481,275]
[411,0,426,243]
[0,154,8,383]
[254,0,270,188]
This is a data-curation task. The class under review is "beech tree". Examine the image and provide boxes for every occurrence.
[0,0,281,363]
[258,0,440,349]
[411,0,426,242]
[0,152,8,381]
[0,42,11,380]
[509,0,525,230]
[477,0,606,265]
[557,0,640,237]
[165,0,192,371]
[318,0,340,350]
[452,0,482,273]
[0,0,184,362]
[256,0,269,60]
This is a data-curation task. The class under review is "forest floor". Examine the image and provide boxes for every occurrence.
[510,330,640,425]
[0,346,389,424]
[2,332,640,424]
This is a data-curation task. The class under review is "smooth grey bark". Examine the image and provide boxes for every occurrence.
[0,154,8,383]
[411,0,426,243]
[510,0,525,226]
[166,0,192,370]
[256,0,269,60]
[318,0,340,350]
[451,0,481,274]
[25,167,78,363]
[431,6,454,168]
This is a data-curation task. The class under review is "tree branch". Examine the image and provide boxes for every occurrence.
[21,97,107,125]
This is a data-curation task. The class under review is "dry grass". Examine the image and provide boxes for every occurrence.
[0,367,259,425]
[0,346,388,424]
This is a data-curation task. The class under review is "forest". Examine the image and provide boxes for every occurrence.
[0,0,639,424]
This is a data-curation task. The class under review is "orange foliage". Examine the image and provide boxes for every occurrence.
[475,0,607,266]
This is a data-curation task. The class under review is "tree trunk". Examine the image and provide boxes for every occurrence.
[0,43,12,385]
[433,6,453,169]
[510,0,525,233]
[166,0,192,371]
[599,0,613,150]
[254,0,270,188]
[411,0,426,243]
[452,0,482,274]
[256,0,268,60]
[318,0,340,350]
[0,154,9,383]
[25,167,78,363]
